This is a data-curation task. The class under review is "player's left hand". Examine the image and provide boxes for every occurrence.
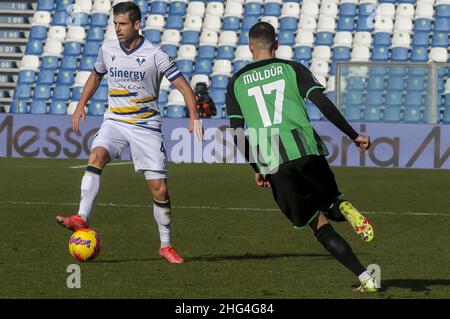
[189,118,204,141]
[255,173,271,188]
[354,134,371,152]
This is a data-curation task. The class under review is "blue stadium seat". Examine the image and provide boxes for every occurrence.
[385,91,403,107]
[37,0,54,11]
[347,77,366,91]
[223,16,240,31]
[233,60,250,73]
[71,86,83,100]
[403,107,421,123]
[277,31,294,46]
[198,46,216,60]
[68,12,89,27]
[294,46,312,61]
[88,101,106,116]
[244,3,262,16]
[210,89,226,106]
[91,87,108,102]
[356,17,374,32]
[359,3,377,16]
[366,90,384,106]
[29,26,47,40]
[56,0,73,12]
[407,76,426,91]
[431,33,449,47]
[166,105,187,118]
[369,66,387,76]
[33,84,51,100]
[344,106,361,122]
[37,70,55,84]
[442,108,450,124]
[445,94,450,107]
[181,31,199,45]
[333,46,351,61]
[144,29,161,44]
[194,59,212,74]
[363,106,381,122]
[344,91,364,105]
[371,46,389,61]
[25,40,43,55]
[79,56,95,71]
[306,100,322,120]
[211,75,229,90]
[242,16,259,31]
[137,0,148,14]
[168,1,187,16]
[57,70,75,85]
[263,3,281,16]
[52,85,71,101]
[52,11,68,26]
[41,56,58,70]
[405,92,423,107]
[391,47,409,62]
[238,31,250,45]
[18,70,35,84]
[176,60,194,74]
[161,44,177,59]
[434,18,450,32]
[49,100,67,114]
[158,90,168,106]
[315,32,333,46]
[387,76,405,91]
[10,99,28,113]
[340,3,357,16]
[414,18,432,32]
[436,4,450,18]
[64,41,82,56]
[87,27,104,42]
[326,91,336,104]
[280,17,297,31]
[216,46,235,60]
[373,32,391,46]
[29,100,48,114]
[60,56,78,71]
[165,15,184,30]
[412,32,429,47]
[337,16,354,31]
[90,13,108,28]
[149,1,167,15]
[83,41,101,57]
[389,66,408,76]
[383,106,402,122]
[367,76,385,91]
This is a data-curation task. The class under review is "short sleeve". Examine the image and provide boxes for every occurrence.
[226,81,243,119]
[94,45,107,74]
[154,49,182,82]
[293,62,325,100]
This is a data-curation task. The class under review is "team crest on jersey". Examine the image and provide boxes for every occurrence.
[111,55,116,62]
[136,56,146,66]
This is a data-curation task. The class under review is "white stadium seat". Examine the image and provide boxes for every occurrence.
[105,26,117,40]
[146,15,165,31]
[298,15,317,32]
[260,16,279,31]
[377,3,396,19]
[187,2,206,18]
[212,60,232,76]
[320,2,338,17]
[43,39,63,56]
[445,78,450,94]
[161,29,181,46]
[351,46,371,61]
[374,16,394,33]
[20,55,40,71]
[394,17,413,33]
[317,15,336,32]
[276,46,294,60]
[353,32,372,47]
[429,48,448,62]
[177,45,197,61]
[168,89,185,105]
[415,3,434,19]
[48,26,66,42]
[67,102,78,115]
[333,32,353,47]
[327,76,335,91]
[219,31,238,46]
[66,26,86,43]
[235,45,253,60]
[75,71,91,87]
[184,15,203,32]
[93,0,111,14]
[312,46,331,61]
[73,0,93,13]
[391,32,411,48]
[160,76,171,91]
[224,2,243,17]
[206,2,225,17]
[31,11,51,27]
[202,15,222,32]
[295,30,315,46]
[281,2,300,17]
[191,74,210,88]
[310,59,329,77]
[200,31,219,46]
[301,2,319,18]
[396,3,415,19]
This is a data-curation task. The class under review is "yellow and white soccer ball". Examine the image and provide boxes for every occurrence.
[68,229,101,262]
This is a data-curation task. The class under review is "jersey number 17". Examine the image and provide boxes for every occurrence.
[247,79,285,128]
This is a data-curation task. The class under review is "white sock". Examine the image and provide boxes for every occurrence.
[153,199,171,248]
[77,166,102,223]
[358,270,372,282]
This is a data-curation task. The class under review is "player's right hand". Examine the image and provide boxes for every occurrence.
[255,173,271,188]
[72,105,86,131]
[354,134,371,152]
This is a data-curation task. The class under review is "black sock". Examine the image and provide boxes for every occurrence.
[315,224,366,276]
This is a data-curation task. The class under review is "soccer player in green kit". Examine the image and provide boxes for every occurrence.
[226,22,377,292]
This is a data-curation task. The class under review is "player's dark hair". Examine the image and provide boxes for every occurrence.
[113,1,141,24]
[249,22,276,51]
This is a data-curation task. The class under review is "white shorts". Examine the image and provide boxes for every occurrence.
[91,120,168,179]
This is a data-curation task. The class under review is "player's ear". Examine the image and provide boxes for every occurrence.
[134,19,140,31]
[272,40,279,53]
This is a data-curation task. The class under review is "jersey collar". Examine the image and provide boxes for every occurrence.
[119,36,145,56]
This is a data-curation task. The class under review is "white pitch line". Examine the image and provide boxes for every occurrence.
[0,200,449,217]
[69,162,133,169]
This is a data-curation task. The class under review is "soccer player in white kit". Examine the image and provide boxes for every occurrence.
[56,2,203,264]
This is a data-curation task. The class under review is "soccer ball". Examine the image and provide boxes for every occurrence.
[68,229,101,262]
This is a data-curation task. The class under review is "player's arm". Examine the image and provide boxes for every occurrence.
[308,90,371,152]
[172,76,203,140]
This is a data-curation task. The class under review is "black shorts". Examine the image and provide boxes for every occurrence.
[269,155,341,228]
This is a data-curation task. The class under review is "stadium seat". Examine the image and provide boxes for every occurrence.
[210,89,226,108]
[149,1,167,15]
[343,106,361,122]
[212,60,232,76]
[339,3,357,16]
[407,76,427,91]
[33,84,52,100]
[144,29,161,44]
[414,18,432,32]
[57,70,75,86]
[242,16,259,31]
[25,40,44,56]
[203,15,222,32]
[60,56,78,71]
[15,84,32,99]
[53,85,71,101]
[391,47,409,61]
[91,86,108,101]
[10,99,28,113]
[64,42,82,56]
[306,101,323,121]
[334,32,352,47]
[181,31,200,45]
[431,33,449,48]
[402,107,422,123]
[32,11,52,27]
[40,56,58,70]
[363,106,382,122]
[187,1,205,17]
[436,4,450,18]
[232,60,250,73]
[43,40,63,57]
[280,17,297,32]
[344,91,364,106]
[315,32,333,46]
[194,59,213,75]
[387,76,405,91]
[198,46,216,60]
[367,76,385,91]
[18,70,35,84]
[90,12,108,28]
[211,75,229,90]
[176,60,194,74]
[29,26,47,40]
[337,16,355,32]
[56,0,73,12]
[371,46,389,61]
[49,100,67,115]
[206,1,224,17]
[244,2,261,16]
[383,106,402,122]
[191,74,210,88]
[279,31,295,46]
[223,16,240,31]
[216,46,235,60]
[29,100,48,114]
[405,92,423,107]
[37,70,55,84]
[333,46,350,61]
[412,32,429,47]
[166,105,187,118]
[83,41,101,57]
[87,27,104,42]
[263,2,281,16]
[429,48,448,62]
[184,15,203,32]
[88,101,106,116]
[146,15,165,31]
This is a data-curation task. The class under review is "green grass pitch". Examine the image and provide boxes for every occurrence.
[0,157,449,299]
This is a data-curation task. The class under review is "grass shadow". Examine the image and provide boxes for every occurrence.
[381,279,450,292]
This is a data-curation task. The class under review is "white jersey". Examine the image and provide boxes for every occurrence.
[94,37,181,131]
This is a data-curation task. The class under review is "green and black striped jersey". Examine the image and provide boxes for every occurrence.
[226,58,328,173]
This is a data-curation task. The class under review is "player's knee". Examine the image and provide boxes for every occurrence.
[88,148,110,167]
[151,184,169,201]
